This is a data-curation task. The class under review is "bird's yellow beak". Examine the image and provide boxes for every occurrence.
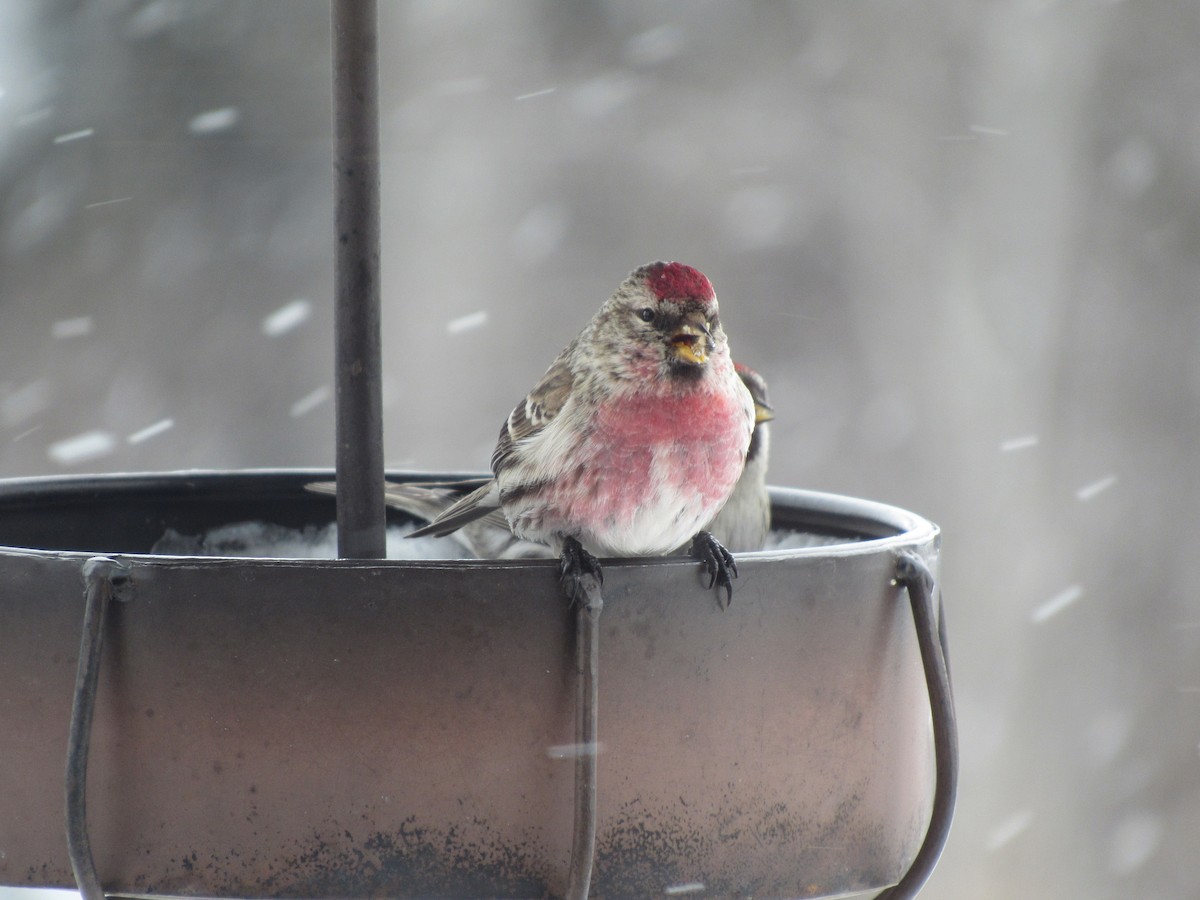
[754,400,775,425]
[669,324,709,365]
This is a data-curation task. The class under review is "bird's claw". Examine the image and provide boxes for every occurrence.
[559,536,604,609]
[690,531,738,609]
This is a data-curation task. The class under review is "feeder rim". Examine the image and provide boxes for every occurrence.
[0,467,939,566]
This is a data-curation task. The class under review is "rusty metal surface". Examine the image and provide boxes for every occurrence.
[0,471,940,899]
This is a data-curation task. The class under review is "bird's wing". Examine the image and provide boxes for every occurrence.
[307,477,502,540]
[305,478,492,518]
[380,482,463,523]
[304,480,338,498]
[491,349,576,476]
[406,479,502,538]
[414,350,575,540]
[383,482,511,531]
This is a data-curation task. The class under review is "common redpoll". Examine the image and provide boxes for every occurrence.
[320,364,775,559]
[705,363,773,552]
[409,261,756,605]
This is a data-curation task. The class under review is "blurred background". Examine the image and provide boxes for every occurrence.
[2,0,1199,897]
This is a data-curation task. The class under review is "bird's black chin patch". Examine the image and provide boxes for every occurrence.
[667,358,706,381]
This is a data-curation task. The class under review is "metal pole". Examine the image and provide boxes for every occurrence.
[332,0,386,559]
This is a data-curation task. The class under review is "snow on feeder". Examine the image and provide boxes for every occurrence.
[0,5,954,900]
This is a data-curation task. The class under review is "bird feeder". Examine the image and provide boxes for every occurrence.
[0,5,955,899]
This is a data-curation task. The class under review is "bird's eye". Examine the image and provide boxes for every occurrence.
[638,308,656,323]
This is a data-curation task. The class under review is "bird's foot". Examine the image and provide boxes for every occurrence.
[690,531,738,609]
[559,536,604,609]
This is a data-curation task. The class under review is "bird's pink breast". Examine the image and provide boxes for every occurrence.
[548,384,750,553]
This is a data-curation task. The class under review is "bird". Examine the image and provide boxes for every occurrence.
[705,362,773,552]
[312,363,775,560]
[408,261,756,606]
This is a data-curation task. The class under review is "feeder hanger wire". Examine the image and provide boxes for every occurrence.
[65,557,132,900]
[877,551,958,899]
[566,572,604,900]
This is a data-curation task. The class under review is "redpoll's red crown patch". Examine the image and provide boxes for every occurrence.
[642,261,715,303]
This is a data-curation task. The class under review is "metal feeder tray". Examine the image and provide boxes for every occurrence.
[0,468,952,899]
